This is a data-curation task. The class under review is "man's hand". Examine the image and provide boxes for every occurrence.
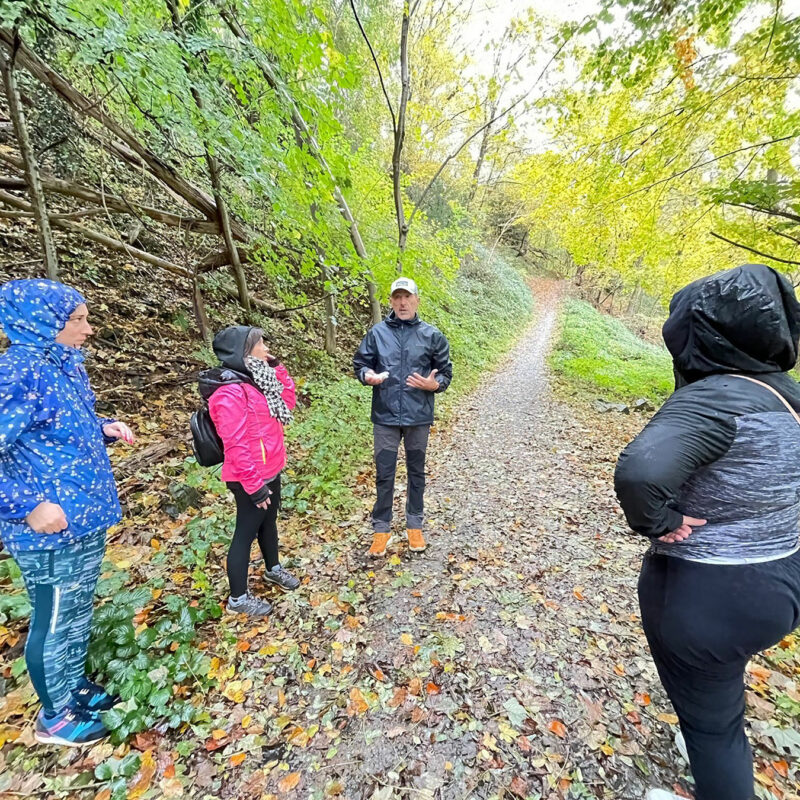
[406,369,439,392]
[26,502,68,534]
[103,421,136,444]
[256,498,271,510]
[364,369,388,386]
[658,516,706,543]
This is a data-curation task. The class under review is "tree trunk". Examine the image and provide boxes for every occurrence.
[165,0,251,313]
[393,5,412,270]
[0,28,249,239]
[218,7,381,324]
[324,291,337,355]
[192,272,212,343]
[467,100,498,208]
[0,150,222,233]
[0,188,191,277]
[206,149,251,312]
[0,41,58,279]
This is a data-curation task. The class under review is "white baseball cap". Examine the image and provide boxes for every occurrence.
[390,277,419,296]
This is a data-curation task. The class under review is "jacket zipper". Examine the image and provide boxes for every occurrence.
[399,325,407,424]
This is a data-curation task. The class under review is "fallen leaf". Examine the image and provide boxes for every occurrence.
[388,687,407,708]
[159,777,184,798]
[204,738,226,752]
[277,772,301,792]
[772,760,789,778]
[400,633,413,646]
[132,730,162,751]
[635,692,651,706]
[657,713,679,725]
[230,752,247,767]
[236,640,251,652]
[347,687,369,715]
[548,719,567,738]
[747,663,772,682]
[128,750,156,800]
[508,775,528,797]
[426,682,441,695]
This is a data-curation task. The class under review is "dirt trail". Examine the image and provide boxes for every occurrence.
[279,287,686,800]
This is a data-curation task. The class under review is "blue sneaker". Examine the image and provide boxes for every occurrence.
[35,704,109,747]
[72,677,118,712]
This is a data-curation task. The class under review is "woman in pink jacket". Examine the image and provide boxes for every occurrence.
[199,325,298,617]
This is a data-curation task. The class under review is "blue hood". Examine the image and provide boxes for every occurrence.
[0,279,86,348]
[0,280,120,550]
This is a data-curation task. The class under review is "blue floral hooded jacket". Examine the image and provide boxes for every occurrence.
[0,279,121,551]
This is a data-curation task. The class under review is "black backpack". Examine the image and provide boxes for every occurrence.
[190,404,224,467]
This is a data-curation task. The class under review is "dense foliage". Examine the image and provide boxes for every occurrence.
[493,1,800,309]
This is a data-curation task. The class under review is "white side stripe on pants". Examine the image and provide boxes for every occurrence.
[50,586,61,635]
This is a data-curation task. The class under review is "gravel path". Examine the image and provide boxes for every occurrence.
[290,292,687,800]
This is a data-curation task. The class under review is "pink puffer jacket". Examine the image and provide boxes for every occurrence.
[208,364,296,497]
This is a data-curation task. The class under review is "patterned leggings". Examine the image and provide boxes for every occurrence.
[7,529,106,713]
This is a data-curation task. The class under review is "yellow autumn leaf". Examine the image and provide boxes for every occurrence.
[400,633,413,646]
[128,750,156,800]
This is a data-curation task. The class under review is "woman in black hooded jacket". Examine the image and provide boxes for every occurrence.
[615,264,800,800]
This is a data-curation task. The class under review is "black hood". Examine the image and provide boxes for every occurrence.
[198,325,259,400]
[212,325,256,373]
[663,263,800,384]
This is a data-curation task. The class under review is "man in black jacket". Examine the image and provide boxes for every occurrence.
[353,277,453,557]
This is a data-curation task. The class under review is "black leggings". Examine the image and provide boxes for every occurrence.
[226,475,281,597]
[639,551,800,800]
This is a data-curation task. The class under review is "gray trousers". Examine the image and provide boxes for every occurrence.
[372,423,430,533]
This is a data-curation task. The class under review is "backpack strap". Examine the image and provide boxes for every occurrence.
[728,374,800,427]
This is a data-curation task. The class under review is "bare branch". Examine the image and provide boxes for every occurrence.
[710,230,800,265]
[408,27,576,228]
[0,188,192,277]
[769,226,800,246]
[349,0,396,135]
[724,201,800,225]
[763,0,782,61]
[610,134,798,204]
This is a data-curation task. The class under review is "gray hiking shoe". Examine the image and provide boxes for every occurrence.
[263,565,301,592]
[226,593,273,617]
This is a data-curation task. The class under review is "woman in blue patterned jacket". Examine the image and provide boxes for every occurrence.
[0,279,135,746]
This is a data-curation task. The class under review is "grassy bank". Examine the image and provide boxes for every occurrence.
[550,298,673,403]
